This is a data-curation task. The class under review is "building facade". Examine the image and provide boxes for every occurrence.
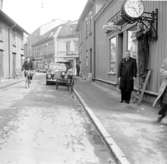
[77,0,107,79]
[56,21,79,74]
[29,21,79,73]
[0,10,28,80]
[78,0,167,102]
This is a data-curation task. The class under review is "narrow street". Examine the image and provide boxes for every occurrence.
[0,73,114,164]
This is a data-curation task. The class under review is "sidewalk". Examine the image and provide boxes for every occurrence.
[74,79,167,164]
[0,77,24,89]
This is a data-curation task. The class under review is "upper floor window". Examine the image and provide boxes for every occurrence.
[85,17,89,39]
[66,41,71,53]
[12,31,16,46]
[89,12,93,35]
[73,40,79,52]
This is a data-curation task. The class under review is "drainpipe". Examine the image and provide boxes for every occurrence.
[92,16,96,80]
[8,24,16,78]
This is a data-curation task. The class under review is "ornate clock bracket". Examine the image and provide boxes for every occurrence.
[136,8,158,40]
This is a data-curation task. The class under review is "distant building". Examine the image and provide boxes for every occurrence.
[0,10,28,80]
[28,21,79,73]
[56,21,79,73]
[30,25,62,71]
[24,19,66,59]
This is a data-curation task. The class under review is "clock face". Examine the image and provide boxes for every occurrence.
[124,0,144,18]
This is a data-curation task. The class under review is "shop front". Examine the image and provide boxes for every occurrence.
[94,0,167,100]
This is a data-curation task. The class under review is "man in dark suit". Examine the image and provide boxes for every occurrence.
[118,51,137,104]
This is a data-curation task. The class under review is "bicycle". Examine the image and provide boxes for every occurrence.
[24,70,33,88]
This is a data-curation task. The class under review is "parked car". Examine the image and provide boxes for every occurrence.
[55,61,75,92]
[46,62,66,85]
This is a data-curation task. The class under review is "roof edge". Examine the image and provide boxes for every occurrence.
[76,0,94,31]
[0,10,29,34]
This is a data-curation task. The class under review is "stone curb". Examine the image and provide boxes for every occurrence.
[0,79,24,89]
[74,88,131,164]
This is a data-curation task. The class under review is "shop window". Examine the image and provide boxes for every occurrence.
[128,26,139,88]
[128,26,138,59]
[0,51,4,78]
[109,37,117,74]
[0,27,3,42]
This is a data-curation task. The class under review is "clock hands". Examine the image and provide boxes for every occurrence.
[127,6,139,16]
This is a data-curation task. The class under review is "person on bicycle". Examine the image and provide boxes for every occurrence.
[22,57,34,87]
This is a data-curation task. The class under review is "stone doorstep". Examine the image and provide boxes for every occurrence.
[74,88,131,164]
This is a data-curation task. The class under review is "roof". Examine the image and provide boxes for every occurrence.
[76,0,108,31]
[32,25,61,46]
[0,10,29,34]
[57,21,79,39]
[32,21,78,47]
[76,0,94,31]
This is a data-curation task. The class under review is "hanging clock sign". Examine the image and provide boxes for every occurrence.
[109,0,144,26]
[122,0,144,22]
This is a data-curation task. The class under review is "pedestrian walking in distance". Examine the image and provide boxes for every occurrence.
[153,57,167,122]
[22,57,34,88]
[118,50,137,104]
[76,62,80,76]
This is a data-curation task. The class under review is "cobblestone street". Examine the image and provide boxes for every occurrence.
[0,74,114,164]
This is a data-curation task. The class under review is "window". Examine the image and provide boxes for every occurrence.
[128,26,138,59]
[0,27,3,42]
[89,12,93,35]
[66,41,71,53]
[109,37,117,74]
[0,51,4,78]
[128,26,139,88]
[12,31,16,46]
[73,40,79,52]
[85,17,89,38]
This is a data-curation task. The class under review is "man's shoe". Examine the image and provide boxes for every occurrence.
[125,100,130,104]
[157,116,163,123]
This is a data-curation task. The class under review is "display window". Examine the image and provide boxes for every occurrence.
[109,37,117,74]
[128,26,138,60]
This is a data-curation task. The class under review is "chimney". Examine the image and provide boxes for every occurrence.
[0,0,3,10]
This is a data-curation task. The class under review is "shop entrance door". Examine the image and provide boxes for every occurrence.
[12,53,16,78]
[89,48,92,73]
[0,51,3,78]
